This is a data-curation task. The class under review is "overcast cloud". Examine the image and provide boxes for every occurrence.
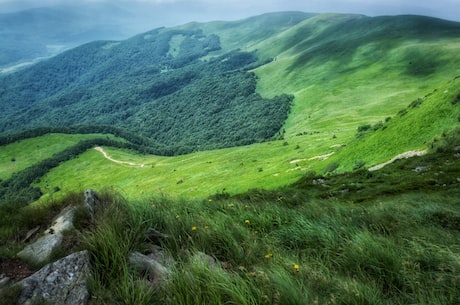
[1,0,459,24]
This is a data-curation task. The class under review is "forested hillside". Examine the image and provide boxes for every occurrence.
[0,24,295,153]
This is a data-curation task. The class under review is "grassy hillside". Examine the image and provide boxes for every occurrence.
[3,13,459,156]
[252,14,460,137]
[0,133,117,181]
[1,138,458,304]
[23,74,458,201]
[0,13,457,201]
[0,12,459,198]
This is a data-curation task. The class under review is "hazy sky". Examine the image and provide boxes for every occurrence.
[1,0,459,24]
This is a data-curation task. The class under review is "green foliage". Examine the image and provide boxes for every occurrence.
[0,283,22,305]
[0,27,292,153]
[357,124,371,132]
[452,93,460,105]
[2,141,459,304]
[324,162,339,174]
[77,158,459,305]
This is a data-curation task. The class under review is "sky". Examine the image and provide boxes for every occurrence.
[0,0,459,25]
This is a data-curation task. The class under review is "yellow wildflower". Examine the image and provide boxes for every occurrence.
[293,264,300,272]
[244,219,250,224]
[264,253,273,259]
[191,226,197,231]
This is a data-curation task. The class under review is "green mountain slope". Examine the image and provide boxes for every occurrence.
[2,13,459,154]
[0,13,308,153]
[0,12,459,200]
[252,14,460,136]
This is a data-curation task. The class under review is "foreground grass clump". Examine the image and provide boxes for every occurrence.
[79,184,458,305]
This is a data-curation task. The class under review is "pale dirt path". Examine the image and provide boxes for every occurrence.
[368,149,427,171]
[94,147,145,167]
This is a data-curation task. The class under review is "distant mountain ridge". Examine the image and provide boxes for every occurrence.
[0,2,200,69]
[0,11,459,155]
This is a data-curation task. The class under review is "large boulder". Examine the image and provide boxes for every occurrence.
[18,250,91,305]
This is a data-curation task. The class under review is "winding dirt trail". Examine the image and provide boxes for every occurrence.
[368,149,427,171]
[94,147,145,168]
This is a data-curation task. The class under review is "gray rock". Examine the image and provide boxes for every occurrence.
[145,228,169,243]
[18,206,76,265]
[18,250,90,305]
[44,206,75,235]
[18,233,63,265]
[0,275,11,289]
[147,245,175,268]
[84,189,99,216]
[191,251,218,269]
[129,252,170,285]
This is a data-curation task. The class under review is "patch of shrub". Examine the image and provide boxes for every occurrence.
[0,283,22,305]
[409,98,423,108]
[353,161,366,171]
[452,93,460,105]
[324,162,339,174]
[372,121,384,131]
[398,109,408,117]
[357,124,371,132]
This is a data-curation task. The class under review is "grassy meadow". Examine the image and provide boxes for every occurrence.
[1,143,459,304]
[30,74,460,201]
[0,133,117,181]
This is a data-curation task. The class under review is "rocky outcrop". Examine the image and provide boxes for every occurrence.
[17,233,64,266]
[18,251,91,305]
[18,206,75,265]
[84,188,100,216]
[17,188,99,266]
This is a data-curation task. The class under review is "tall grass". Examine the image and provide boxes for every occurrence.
[2,142,458,305]
[73,186,459,305]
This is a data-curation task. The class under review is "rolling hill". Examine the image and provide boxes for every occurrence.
[0,11,459,200]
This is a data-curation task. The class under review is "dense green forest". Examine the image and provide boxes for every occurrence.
[0,27,292,153]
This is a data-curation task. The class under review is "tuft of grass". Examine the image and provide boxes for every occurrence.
[0,283,23,305]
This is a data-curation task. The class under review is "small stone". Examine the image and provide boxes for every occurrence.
[145,228,169,243]
[44,206,75,235]
[129,252,170,285]
[413,166,427,173]
[191,252,218,269]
